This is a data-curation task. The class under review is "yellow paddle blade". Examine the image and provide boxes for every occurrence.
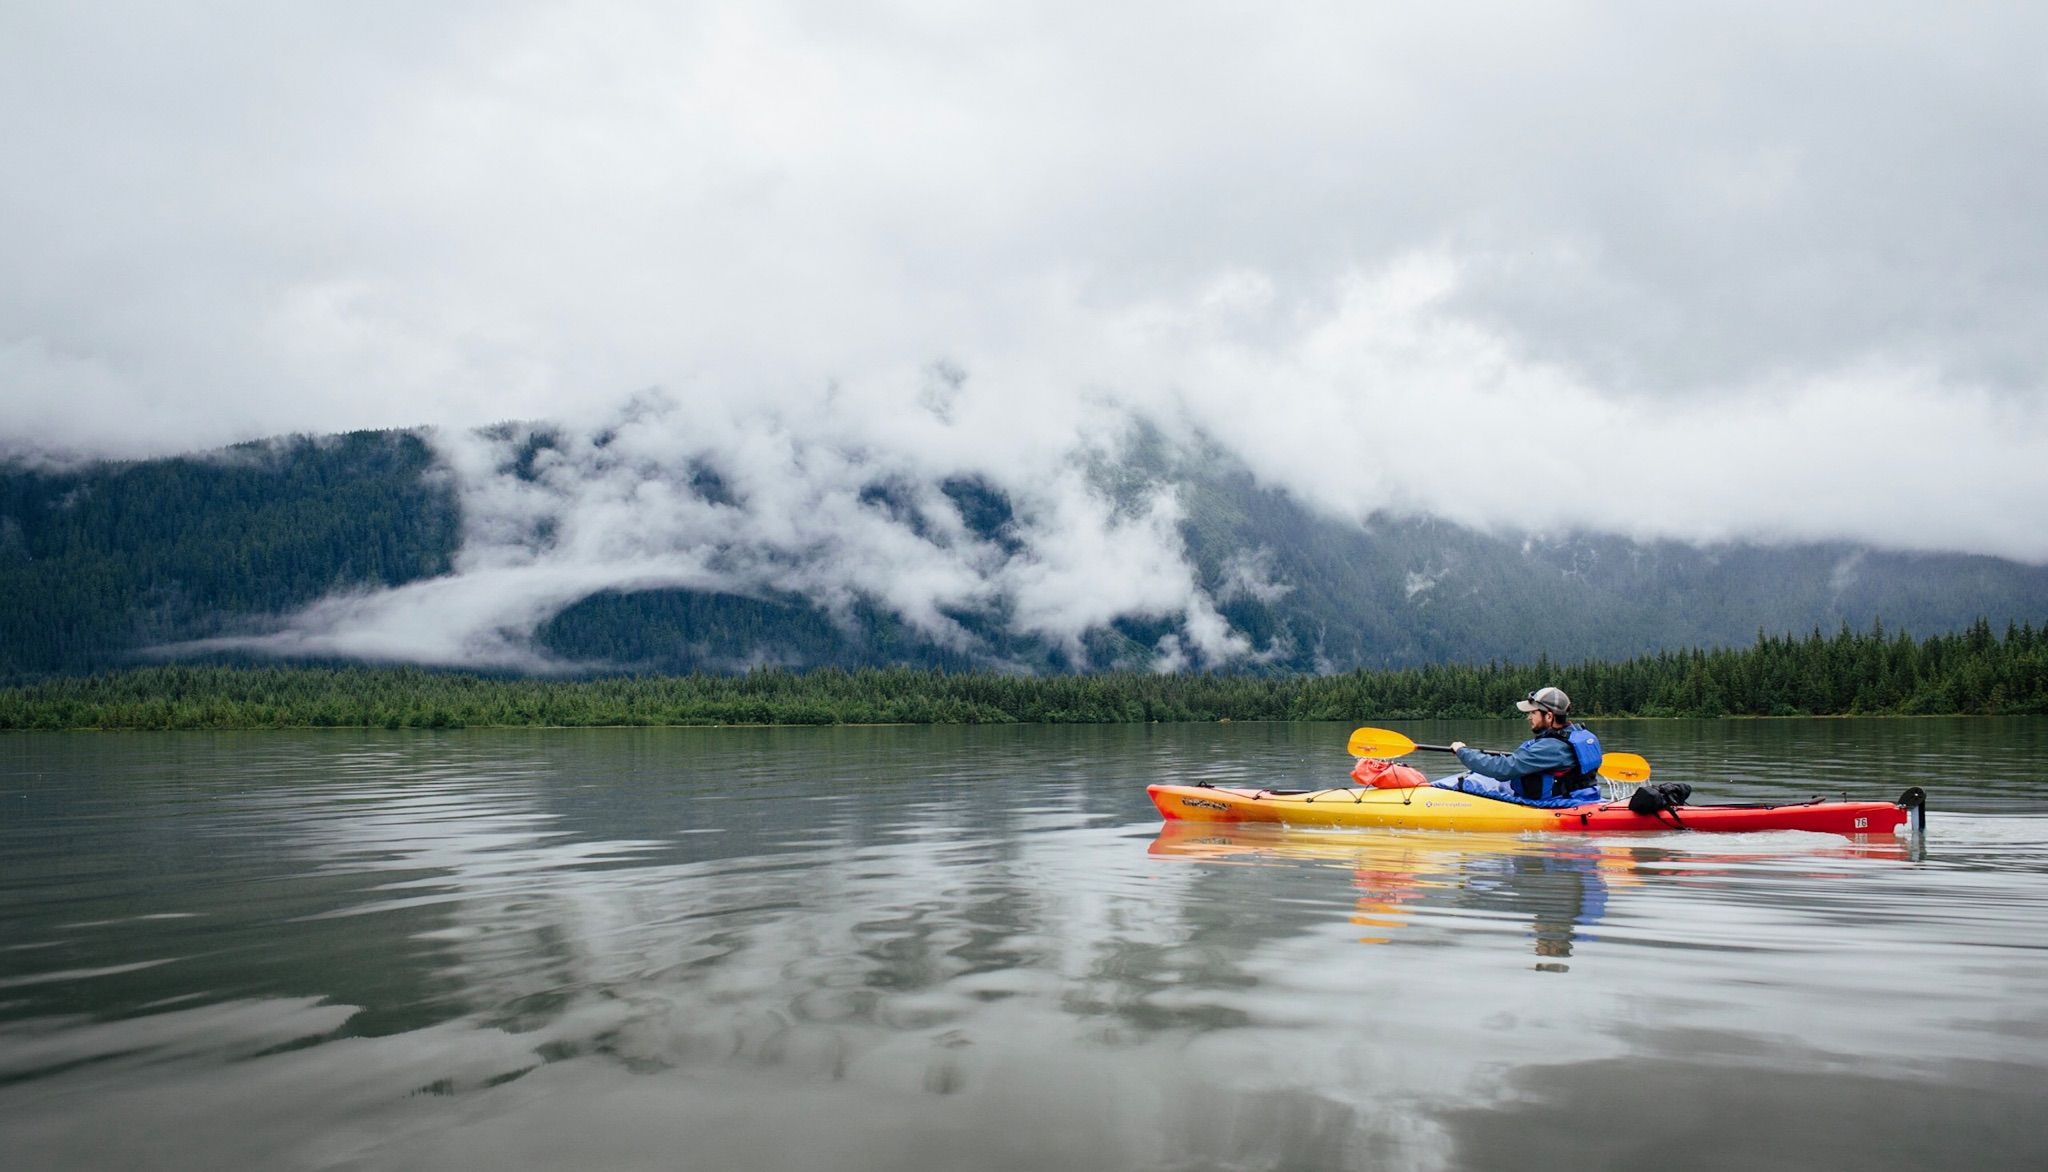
[1598,752,1652,784]
[1346,726,1417,759]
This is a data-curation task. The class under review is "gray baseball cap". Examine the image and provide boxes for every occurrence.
[1516,687,1572,716]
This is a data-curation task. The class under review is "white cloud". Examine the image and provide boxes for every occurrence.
[183,390,1252,669]
[7,0,2048,658]
[1216,548,1293,606]
[1113,259,2048,562]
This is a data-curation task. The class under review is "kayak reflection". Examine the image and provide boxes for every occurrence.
[1148,822,1912,967]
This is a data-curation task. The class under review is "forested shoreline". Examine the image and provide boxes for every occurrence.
[1,621,2041,730]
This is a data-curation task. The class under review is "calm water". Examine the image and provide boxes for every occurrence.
[3,719,2046,1171]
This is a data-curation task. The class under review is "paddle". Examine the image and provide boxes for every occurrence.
[1347,725,1652,784]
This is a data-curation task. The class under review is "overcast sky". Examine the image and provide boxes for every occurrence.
[6,2,2048,565]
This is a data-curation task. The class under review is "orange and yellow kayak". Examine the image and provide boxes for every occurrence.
[1146,783,1923,836]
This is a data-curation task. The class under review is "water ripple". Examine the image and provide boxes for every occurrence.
[2,722,2045,1170]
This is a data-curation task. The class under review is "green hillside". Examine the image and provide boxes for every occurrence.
[0,431,456,677]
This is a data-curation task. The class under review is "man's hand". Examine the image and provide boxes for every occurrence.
[1449,741,1467,752]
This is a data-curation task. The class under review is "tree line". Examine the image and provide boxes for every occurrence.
[2,619,2040,731]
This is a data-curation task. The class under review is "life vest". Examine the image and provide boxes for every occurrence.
[1516,723,1603,801]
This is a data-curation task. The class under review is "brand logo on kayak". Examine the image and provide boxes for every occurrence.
[1181,797,1229,811]
[1854,817,1868,829]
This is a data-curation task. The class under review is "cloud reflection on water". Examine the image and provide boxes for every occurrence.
[4,725,2047,1169]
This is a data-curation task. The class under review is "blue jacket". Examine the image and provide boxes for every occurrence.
[1455,724,1602,800]
[1455,737,1577,785]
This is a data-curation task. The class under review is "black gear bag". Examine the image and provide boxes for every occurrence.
[1628,781,1695,822]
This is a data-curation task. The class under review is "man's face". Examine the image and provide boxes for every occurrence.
[1527,708,1550,732]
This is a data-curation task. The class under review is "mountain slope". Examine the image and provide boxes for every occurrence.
[2,426,2044,679]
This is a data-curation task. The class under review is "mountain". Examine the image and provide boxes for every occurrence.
[3,426,2045,680]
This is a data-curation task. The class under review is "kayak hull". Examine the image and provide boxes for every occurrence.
[1147,783,1914,835]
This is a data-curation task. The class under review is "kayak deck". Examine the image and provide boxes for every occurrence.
[1147,783,1919,836]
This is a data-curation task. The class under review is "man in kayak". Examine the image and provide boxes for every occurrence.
[1436,687,1603,803]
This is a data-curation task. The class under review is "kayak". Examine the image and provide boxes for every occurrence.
[1146,782,1925,836]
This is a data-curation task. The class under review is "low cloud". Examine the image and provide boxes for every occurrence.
[1109,259,2048,562]
[149,254,2048,670]
[192,390,1252,670]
